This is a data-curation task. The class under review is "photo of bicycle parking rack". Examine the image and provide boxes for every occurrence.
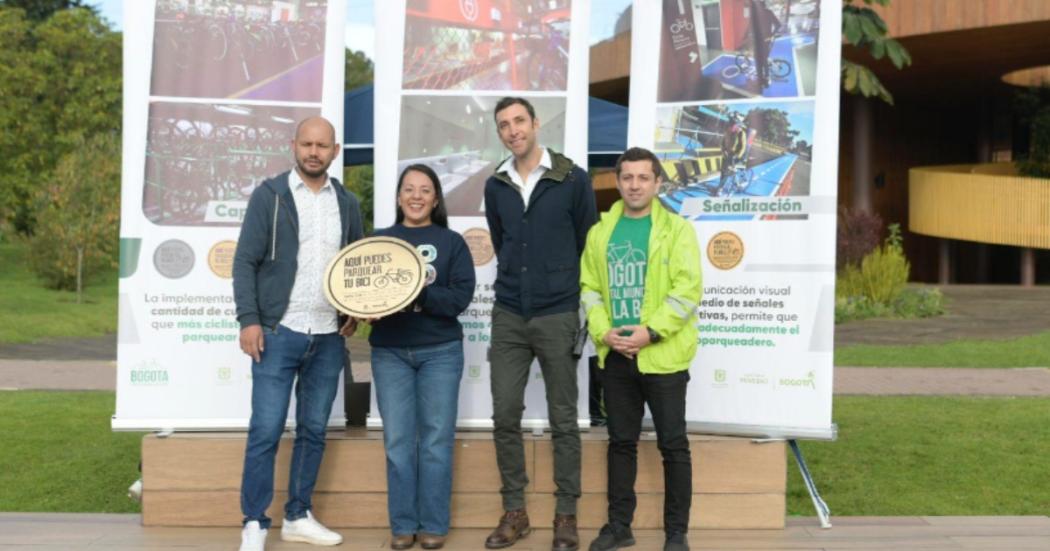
[402,0,571,91]
[151,0,328,101]
[142,102,319,227]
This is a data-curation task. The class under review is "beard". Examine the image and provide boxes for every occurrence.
[296,156,330,179]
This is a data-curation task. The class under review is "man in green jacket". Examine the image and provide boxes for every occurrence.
[580,147,702,551]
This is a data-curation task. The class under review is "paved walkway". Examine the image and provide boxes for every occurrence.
[1,513,1048,550]
[835,367,1050,396]
[835,285,1050,347]
[2,285,1049,395]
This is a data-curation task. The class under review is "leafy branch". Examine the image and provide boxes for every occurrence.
[842,0,912,105]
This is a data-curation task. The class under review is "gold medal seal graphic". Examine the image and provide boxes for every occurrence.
[706,231,745,270]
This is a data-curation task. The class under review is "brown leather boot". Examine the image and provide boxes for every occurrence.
[484,509,531,549]
[418,532,446,550]
[552,514,579,551]
[390,534,415,550]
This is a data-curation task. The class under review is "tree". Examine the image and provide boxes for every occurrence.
[27,133,121,298]
[747,108,793,148]
[0,0,95,21]
[842,0,911,105]
[0,8,38,235]
[344,165,374,235]
[345,48,374,90]
[0,7,120,234]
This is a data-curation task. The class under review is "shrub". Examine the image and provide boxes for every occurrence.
[836,206,883,269]
[26,133,120,297]
[837,223,909,305]
[893,287,945,319]
[1014,84,1050,178]
[835,295,893,324]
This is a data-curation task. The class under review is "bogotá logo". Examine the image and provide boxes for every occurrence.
[713,369,727,385]
[778,370,816,390]
[468,365,482,379]
[216,366,233,384]
[130,359,169,386]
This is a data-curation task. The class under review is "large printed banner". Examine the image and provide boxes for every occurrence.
[114,0,347,430]
[629,0,839,439]
[374,0,591,428]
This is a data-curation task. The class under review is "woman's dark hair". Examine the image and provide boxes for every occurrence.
[395,164,448,228]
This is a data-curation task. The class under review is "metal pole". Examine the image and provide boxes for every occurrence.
[789,439,831,528]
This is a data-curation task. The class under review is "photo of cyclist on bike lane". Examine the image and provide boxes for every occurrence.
[715,112,754,197]
[652,100,816,218]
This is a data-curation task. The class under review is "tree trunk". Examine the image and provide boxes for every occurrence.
[76,246,84,304]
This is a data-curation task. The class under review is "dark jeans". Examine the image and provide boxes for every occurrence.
[603,351,691,536]
[490,305,581,515]
[240,324,345,529]
[588,355,605,423]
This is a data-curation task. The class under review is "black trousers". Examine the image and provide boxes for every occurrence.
[588,355,605,422]
[603,351,691,536]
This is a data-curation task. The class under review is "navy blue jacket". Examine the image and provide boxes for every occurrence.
[232,170,365,329]
[368,224,476,347]
[484,150,597,319]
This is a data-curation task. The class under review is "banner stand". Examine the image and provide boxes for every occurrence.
[789,439,832,528]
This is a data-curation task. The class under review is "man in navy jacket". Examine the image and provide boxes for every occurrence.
[483,97,597,551]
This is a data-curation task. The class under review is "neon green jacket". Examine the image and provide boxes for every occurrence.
[580,199,703,373]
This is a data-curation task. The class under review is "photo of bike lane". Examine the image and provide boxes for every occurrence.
[653,99,813,221]
[701,33,817,98]
[658,0,820,102]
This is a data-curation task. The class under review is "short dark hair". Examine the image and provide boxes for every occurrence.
[615,147,662,179]
[493,97,536,124]
[395,164,449,228]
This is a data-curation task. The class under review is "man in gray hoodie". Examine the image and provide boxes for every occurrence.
[232,116,364,551]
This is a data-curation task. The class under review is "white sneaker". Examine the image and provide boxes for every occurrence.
[126,478,143,502]
[281,511,343,546]
[240,520,267,551]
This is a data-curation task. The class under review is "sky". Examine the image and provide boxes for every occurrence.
[90,0,631,58]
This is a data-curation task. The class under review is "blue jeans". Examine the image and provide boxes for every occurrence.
[372,340,464,536]
[240,324,346,529]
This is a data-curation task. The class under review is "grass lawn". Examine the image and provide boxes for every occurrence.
[787,396,1050,516]
[2,391,1048,517]
[0,390,143,513]
[835,331,1050,367]
[0,243,118,344]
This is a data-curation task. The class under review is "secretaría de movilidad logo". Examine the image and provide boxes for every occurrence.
[130,359,169,386]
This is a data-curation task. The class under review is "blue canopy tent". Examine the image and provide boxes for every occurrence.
[342,85,627,168]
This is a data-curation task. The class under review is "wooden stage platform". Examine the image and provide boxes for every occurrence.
[142,429,787,530]
[3,513,1048,549]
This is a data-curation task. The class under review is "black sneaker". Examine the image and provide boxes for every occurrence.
[588,524,634,551]
[663,532,689,551]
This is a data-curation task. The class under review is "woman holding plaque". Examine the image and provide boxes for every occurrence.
[368,164,476,550]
